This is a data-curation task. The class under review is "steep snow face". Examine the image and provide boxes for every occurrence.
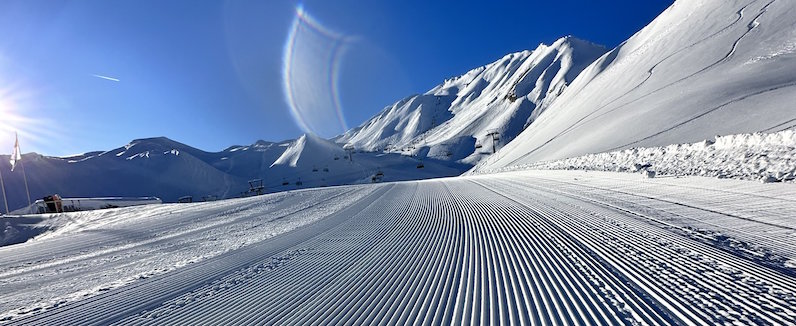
[336,36,607,165]
[477,0,796,171]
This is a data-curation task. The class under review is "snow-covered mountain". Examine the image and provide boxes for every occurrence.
[4,0,793,212]
[335,36,607,165]
[0,136,466,211]
[474,0,796,171]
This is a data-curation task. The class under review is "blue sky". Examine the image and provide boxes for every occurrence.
[0,0,672,156]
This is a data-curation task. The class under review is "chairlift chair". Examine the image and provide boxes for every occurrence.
[248,179,265,195]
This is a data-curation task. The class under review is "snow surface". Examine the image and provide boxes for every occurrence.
[476,0,796,171]
[1,170,795,324]
[2,0,795,323]
[473,129,796,183]
[0,185,378,320]
[336,36,606,165]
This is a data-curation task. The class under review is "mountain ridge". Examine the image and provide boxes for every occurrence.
[475,0,796,171]
[335,35,607,165]
[0,134,466,211]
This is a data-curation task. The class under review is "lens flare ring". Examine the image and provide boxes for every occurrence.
[282,5,352,137]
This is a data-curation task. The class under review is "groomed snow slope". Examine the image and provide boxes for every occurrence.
[2,170,795,325]
[475,0,796,171]
[336,36,606,165]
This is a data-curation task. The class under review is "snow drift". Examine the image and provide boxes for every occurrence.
[474,129,796,183]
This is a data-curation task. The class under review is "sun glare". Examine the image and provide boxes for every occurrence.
[0,86,53,153]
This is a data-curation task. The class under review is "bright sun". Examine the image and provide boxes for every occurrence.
[0,94,20,133]
[0,82,63,154]
[0,88,42,152]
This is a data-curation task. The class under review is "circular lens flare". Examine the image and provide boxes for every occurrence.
[283,5,351,137]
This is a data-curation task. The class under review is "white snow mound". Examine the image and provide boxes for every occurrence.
[474,129,796,183]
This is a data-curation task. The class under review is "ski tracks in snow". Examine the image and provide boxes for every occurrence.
[3,172,796,325]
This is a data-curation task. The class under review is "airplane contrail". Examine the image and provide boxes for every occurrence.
[92,74,120,82]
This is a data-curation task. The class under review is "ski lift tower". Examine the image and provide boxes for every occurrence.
[248,179,265,196]
[343,143,355,162]
[486,130,500,154]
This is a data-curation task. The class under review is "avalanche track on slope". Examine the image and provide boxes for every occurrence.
[1,171,795,325]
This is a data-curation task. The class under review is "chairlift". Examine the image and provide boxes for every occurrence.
[312,166,318,172]
[334,156,340,160]
[323,167,329,172]
[372,170,384,183]
[416,162,424,169]
[295,180,303,186]
[248,179,265,196]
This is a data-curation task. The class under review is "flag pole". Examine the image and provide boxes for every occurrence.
[0,166,8,214]
[16,133,31,206]
[19,155,31,206]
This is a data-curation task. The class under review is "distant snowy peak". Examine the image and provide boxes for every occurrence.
[223,140,283,153]
[272,133,346,168]
[102,137,198,157]
[337,35,607,165]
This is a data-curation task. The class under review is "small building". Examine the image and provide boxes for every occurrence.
[11,196,162,215]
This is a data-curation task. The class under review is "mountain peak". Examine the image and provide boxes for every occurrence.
[272,133,345,168]
[130,136,175,144]
[553,35,606,50]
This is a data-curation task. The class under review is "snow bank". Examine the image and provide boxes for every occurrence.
[475,129,796,183]
[0,216,49,247]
